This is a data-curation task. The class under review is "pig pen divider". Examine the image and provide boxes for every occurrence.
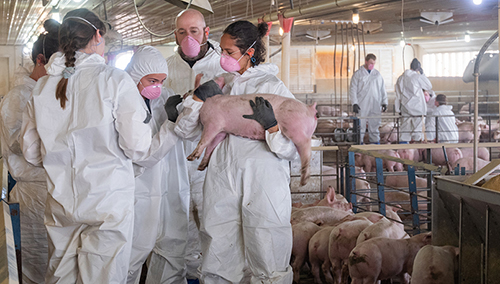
[348,145,444,235]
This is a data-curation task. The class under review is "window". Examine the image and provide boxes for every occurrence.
[423,52,476,77]
[114,50,134,70]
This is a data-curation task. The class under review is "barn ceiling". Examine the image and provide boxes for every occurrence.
[0,0,498,53]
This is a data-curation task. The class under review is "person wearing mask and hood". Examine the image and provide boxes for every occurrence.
[148,8,225,284]
[427,94,459,143]
[19,9,191,283]
[179,20,296,284]
[0,18,59,284]
[124,45,190,284]
[395,58,433,143]
[349,53,388,144]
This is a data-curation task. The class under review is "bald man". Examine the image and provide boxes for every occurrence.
[147,8,224,284]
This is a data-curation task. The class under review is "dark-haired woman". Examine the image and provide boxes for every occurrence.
[19,9,158,283]
[0,18,59,284]
[199,20,295,283]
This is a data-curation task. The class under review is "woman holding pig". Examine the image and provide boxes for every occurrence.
[199,20,296,284]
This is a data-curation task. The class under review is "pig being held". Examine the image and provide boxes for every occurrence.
[411,245,459,284]
[349,232,432,284]
[291,221,321,284]
[187,80,318,186]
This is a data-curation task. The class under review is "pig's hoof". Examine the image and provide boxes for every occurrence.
[300,175,310,186]
[197,163,207,171]
[187,153,199,161]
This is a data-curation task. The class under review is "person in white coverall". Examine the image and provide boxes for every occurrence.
[147,9,225,284]
[427,94,459,143]
[349,53,388,144]
[180,20,296,284]
[424,90,437,141]
[124,46,190,284]
[0,19,59,284]
[395,58,433,143]
[19,9,186,284]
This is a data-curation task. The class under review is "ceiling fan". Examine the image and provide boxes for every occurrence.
[305,30,331,44]
[420,11,454,26]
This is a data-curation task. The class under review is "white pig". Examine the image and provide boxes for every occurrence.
[291,221,321,284]
[290,207,353,226]
[411,245,459,284]
[356,206,407,244]
[309,226,337,283]
[349,232,432,284]
[328,218,373,284]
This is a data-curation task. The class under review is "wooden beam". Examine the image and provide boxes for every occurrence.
[463,159,500,185]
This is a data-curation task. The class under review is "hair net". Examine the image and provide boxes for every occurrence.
[125,46,168,85]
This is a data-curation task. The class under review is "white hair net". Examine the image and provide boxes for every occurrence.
[125,45,168,85]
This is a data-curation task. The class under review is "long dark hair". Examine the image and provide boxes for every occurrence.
[223,20,268,67]
[32,19,60,64]
[56,8,106,109]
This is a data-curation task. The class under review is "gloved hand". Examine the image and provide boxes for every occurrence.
[242,97,277,130]
[418,67,424,75]
[353,104,360,113]
[382,104,387,112]
[165,94,182,122]
[193,80,223,101]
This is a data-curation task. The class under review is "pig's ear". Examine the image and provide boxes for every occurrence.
[423,232,432,242]
[389,204,403,212]
[214,76,225,90]
[327,186,336,203]
[195,73,204,89]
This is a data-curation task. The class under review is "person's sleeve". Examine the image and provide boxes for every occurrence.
[349,72,359,106]
[263,81,299,160]
[19,99,42,166]
[113,78,153,161]
[265,128,298,161]
[380,77,388,106]
[419,74,433,91]
[133,120,179,168]
[174,95,204,140]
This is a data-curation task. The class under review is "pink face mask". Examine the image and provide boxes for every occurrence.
[368,63,375,70]
[180,36,201,58]
[220,40,257,73]
[140,82,162,100]
[424,93,430,103]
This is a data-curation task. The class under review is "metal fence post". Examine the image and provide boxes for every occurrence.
[375,157,386,216]
[348,151,357,212]
[408,166,420,234]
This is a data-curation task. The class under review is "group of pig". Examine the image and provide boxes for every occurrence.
[290,190,458,284]
[355,146,492,173]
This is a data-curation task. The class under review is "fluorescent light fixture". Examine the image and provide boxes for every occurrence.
[400,38,405,47]
[279,27,284,36]
[473,0,482,5]
[351,45,356,51]
[74,0,82,2]
[26,41,34,49]
[465,32,471,42]
[23,46,31,54]
[352,9,359,24]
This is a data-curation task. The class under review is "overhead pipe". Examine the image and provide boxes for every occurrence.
[351,22,356,72]
[340,22,344,118]
[357,23,360,71]
[346,23,350,107]
[333,23,337,107]
[472,31,498,172]
[361,22,366,59]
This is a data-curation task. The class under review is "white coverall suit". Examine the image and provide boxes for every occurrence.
[176,63,297,284]
[349,66,388,143]
[20,52,181,284]
[428,105,459,143]
[147,39,225,283]
[425,95,437,141]
[125,46,194,284]
[0,75,48,284]
[395,69,433,142]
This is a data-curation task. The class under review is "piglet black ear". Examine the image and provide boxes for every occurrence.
[193,80,223,101]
